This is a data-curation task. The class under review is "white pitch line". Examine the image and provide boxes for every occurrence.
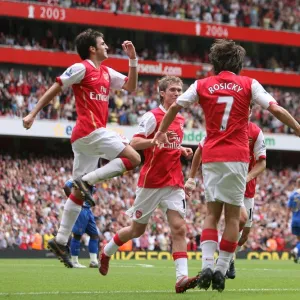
[1,288,300,296]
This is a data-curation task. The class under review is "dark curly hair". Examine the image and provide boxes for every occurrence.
[75,28,104,60]
[209,39,246,75]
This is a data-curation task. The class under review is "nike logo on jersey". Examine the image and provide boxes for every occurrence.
[208,82,243,94]
[91,77,97,81]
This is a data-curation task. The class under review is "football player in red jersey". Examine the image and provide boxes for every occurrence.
[99,76,198,293]
[185,106,267,280]
[152,39,300,292]
[23,29,141,267]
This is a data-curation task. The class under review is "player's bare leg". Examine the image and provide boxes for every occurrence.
[213,203,240,292]
[198,202,223,290]
[48,188,83,268]
[226,206,248,279]
[77,145,140,204]
[167,210,199,293]
[99,221,147,275]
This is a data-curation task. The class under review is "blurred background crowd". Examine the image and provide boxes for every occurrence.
[29,0,300,32]
[1,68,299,134]
[0,154,299,252]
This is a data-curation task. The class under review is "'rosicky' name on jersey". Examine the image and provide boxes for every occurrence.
[208,82,243,94]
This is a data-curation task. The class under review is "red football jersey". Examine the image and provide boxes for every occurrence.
[134,105,185,189]
[56,59,127,143]
[177,71,276,163]
[245,122,266,198]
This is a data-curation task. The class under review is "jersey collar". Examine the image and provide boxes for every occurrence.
[159,104,167,113]
[86,59,97,69]
[219,71,236,75]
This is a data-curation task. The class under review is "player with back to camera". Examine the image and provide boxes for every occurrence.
[23,28,141,267]
[99,76,199,294]
[185,103,267,279]
[152,39,300,292]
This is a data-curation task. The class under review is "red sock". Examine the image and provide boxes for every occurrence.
[120,158,134,171]
[172,252,188,261]
[113,233,125,246]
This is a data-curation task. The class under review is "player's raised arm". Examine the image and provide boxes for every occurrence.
[121,41,138,92]
[23,82,62,129]
[251,79,300,137]
[268,105,300,137]
[23,63,85,130]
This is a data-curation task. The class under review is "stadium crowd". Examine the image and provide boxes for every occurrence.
[0,69,299,134]
[27,0,300,32]
[1,31,299,72]
[0,154,299,252]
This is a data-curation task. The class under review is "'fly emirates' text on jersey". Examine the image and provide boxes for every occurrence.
[177,71,277,163]
[199,121,266,198]
[134,105,185,189]
[56,59,127,143]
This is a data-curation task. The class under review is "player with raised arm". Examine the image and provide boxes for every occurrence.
[152,39,300,292]
[185,106,267,279]
[99,76,198,293]
[23,29,141,267]
[286,178,300,263]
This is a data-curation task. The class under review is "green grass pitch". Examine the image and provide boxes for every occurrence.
[0,259,299,300]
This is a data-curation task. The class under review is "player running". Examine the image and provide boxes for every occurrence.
[185,112,267,279]
[23,28,141,267]
[99,76,198,293]
[286,178,300,263]
[152,39,300,292]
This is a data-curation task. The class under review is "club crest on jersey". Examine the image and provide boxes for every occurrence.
[135,210,143,219]
[103,72,109,82]
[248,137,253,146]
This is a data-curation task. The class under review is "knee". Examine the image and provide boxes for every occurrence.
[171,223,186,239]
[131,227,145,239]
[239,213,248,231]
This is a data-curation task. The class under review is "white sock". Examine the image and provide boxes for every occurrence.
[174,258,188,282]
[90,253,98,263]
[82,158,126,185]
[104,239,120,257]
[215,250,234,276]
[201,241,218,271]
[56,199,81,246]
[71,256,79,264]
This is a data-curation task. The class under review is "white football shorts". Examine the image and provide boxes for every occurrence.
[202,162,248,206]
[126,187,186,224]
[72,128,126,178]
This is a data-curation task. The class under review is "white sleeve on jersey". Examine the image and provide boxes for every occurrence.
[176,81,199,108]
[134,112,157,137]
[107,67,127,90]
[251,79,278,109]
[58,63,86,90]
[253,130,267,160]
